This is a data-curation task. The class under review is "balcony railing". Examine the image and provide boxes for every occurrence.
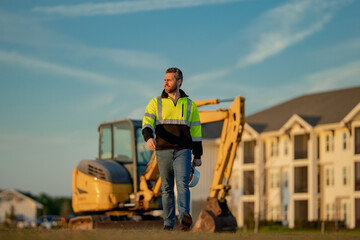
[295,150,308,160]
[244,155,255,164]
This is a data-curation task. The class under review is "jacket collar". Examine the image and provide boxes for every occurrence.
[161,89,188,98]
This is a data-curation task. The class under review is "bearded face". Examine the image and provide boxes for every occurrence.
[164,73,181,94]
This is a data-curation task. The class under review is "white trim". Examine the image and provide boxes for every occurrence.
[244,123,260,137]
[341,102,360,125]
[280,114,313,134]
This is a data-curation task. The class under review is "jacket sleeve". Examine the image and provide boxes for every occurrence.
[142,98,157,142]
[189,100,203,159]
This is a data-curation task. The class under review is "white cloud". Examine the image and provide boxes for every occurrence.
[78,46,170,70]
[303,60,360,92]
[187,67,234,88]
[246,60,360,113]
[237,0,339,68]
[0,12,170,70]
[127,106,147,119]
[33,0,241,17]
[189,0,350,84]
[0,50,135,86]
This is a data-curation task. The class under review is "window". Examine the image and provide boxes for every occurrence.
[355,162,360,191]
[243,171,254,195]
[113,122,133,163]
[326,168,330,186]
[244,140,256,164]
[264,142,267,163]
[284,171,288,188]
[326,135,330,152]
[270,141,274,157]
[295,200,308,223]
[294,166,308,193]
[317,136,320,159]
[285,138,288,155]
[356,199,360,227]
[326,204,330,220]
[243,202,255,225]
[136,127,153,165]
[100,125,112,159]
[263,169,267,194]
[343,203,347,222]
[356,127,360,155]
[343,167,347,185]
[294,134,308,159]
[343,132,347,150]
[331,168,335,186]
[317,167,321,193]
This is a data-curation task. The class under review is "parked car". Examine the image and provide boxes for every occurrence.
[37,215,66,229]
[16,215,36,229]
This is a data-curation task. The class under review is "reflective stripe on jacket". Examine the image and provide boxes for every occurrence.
[142,89,203,159]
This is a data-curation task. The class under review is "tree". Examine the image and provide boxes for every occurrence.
[60,200,71,217]
[3,205,16,228]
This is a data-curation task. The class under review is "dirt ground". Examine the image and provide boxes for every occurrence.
[1,229,360,240]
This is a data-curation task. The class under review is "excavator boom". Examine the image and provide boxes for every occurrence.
[192,95,245,232]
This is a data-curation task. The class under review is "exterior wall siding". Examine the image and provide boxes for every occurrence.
[228,116,360,229]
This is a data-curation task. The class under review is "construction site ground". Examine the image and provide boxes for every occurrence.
[1,229,360,240]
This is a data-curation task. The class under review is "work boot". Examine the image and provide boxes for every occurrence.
[163,225,173,231]
[180,213,192,231]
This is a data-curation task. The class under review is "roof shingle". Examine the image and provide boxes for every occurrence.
[247,86,360,133]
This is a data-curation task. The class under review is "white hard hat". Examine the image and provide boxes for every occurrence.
[189,167,200,188]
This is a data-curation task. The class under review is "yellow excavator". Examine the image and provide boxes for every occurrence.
[69,95,245,232]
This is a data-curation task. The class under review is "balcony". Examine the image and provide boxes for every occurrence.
[294,134,309,160]
[356,162,360,191]
[243,170,254,195]
[294,166,308,193]
[244,140,255,164]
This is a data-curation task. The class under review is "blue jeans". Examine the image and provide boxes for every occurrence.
[156,149,191,227]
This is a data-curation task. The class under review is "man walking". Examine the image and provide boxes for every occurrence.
[142,67,203,231]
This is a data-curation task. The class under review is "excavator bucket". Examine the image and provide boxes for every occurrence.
[192,197,237,232]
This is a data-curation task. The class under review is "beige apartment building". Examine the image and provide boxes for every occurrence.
[227,86,360,229]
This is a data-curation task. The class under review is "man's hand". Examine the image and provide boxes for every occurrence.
[193,158,202,167]
[146,138,156,151]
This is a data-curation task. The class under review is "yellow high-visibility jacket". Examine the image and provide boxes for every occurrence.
[142,89,203,159]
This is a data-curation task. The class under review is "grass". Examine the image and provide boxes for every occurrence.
[1,228,360,240]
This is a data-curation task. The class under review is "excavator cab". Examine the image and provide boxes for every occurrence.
[72,119,153,214]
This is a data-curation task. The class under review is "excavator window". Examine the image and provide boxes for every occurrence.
[135,127,153,166]
[99,122,133,163]
[100,125,112,159]
[113,122,133,163]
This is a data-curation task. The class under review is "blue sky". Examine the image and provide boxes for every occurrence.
[0,0,359,197]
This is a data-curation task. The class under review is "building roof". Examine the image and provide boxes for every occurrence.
[247,86,360,133]
[201,86,360,138]
[0,189,43,209]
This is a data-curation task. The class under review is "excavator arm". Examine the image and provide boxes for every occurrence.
[192,95,245,232]
[200,96,245,200]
